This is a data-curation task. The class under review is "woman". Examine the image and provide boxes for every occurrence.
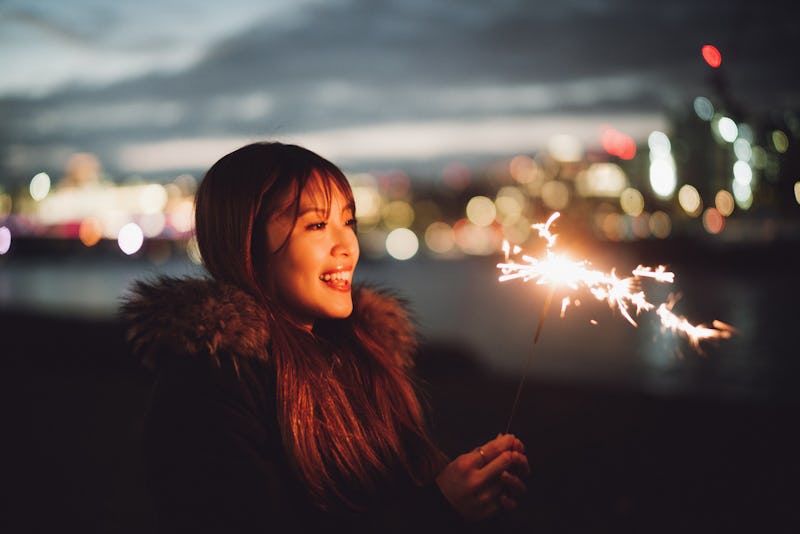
[122,141,529,533]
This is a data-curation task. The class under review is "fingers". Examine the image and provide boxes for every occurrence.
[501,471,526,499]
[473,433,523,468]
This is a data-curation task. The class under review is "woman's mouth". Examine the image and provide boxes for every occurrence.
[319,270,352,291]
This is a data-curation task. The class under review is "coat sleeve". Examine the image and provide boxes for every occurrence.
[142,353,303,534]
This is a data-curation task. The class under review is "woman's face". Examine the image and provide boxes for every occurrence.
[266,177,359,330]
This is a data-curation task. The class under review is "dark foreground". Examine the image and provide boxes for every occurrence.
[2,309,799,534]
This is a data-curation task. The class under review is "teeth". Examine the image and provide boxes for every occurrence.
[320,271,351,282]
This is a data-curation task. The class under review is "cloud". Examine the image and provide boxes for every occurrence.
[1,0,798,183]
[116,112,667,173]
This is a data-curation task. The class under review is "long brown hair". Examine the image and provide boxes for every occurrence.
[195,141,446,510]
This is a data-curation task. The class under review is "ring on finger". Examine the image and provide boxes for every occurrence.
[476,447,487,466]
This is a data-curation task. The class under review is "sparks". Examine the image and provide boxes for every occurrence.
[497,212,733,349]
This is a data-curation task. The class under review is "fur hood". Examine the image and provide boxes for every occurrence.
[120,276,418,370]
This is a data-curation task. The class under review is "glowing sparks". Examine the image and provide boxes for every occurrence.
[497,212,733,350]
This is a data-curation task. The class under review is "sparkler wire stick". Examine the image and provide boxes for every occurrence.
[505,285,555,434]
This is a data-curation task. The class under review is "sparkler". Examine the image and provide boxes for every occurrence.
[499,212,734,432]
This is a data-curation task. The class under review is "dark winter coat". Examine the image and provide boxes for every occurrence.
[121,276,469,534]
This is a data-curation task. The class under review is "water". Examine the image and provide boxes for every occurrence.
[1,242,797,404]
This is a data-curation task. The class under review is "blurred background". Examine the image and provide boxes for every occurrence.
[2,1,799,532]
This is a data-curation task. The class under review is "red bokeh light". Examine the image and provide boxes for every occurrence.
[701,44,722,68]
[601,127,637,160]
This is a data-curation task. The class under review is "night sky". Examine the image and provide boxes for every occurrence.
[2,0,799,182]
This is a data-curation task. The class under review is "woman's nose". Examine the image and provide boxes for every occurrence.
[331,225,358,257]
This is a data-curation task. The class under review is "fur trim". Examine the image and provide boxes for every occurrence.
[120,276,418,369]
[348,285,418,369]
[120,276,270,368]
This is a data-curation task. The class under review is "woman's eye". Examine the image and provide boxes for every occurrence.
[346,218,358,228]
[307,222,327,230]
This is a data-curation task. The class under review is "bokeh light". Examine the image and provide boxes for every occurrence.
[701,44,722,68]
[0,193,11,217]
[78,217,103,247]
[509,155,539,184]
[733,138,752,162]
[466,196,497,227]
[453,218,500,256]
[772,130,789,153]
[541,180,570,210]
[714,190,734,217]
[0,226,11,254]
[382,200,415,230]
[620,187,645,216]
[424,221,455,254]
[576,163,627,198]
[601,127,636,160]
[118,222,144,255]
[678,184,702,217]
[733,160,753,186]
[30,172,51,201]
[716,116,738,143]
[385,228,418,260]
[702,208,725,234]
[732,180,754,209]
[649,158,677,199]
[547,134,584,162]
[494,187,525,224]
[139,184,168,214]
[693,96,714,121]
[352,184,382,227]
[649,211,672,238]
[648,131,671,158]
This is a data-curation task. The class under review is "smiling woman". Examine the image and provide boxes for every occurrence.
[120,141,529,533]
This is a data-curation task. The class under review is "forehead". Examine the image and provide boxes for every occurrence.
[298,173,352,209]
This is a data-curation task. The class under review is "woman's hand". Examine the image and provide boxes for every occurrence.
[435,433,530,522]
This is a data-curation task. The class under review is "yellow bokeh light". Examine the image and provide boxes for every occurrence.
[547,134,584,163]
[495,186,525,224]
[576,163,627,198]
[352,185,382,226]
[381,200,415,230]
[541,180,570,210]
[772,130,789,153]
[794,181,800,205]
[140,212,167,238]
[0,193,11,217]
[466,196,496,227]
[509,155,539,184]
[170,199,195,234]
[424,221,455,255]
[715,190,735,216]
[139,184,168,214]
[620,187,645,216]
[678,184,702,217]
